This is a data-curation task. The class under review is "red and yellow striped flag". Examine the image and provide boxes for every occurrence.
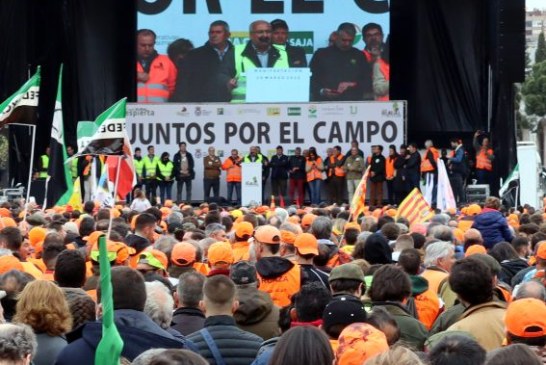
[396,188,435,226]
[351,166,371,221]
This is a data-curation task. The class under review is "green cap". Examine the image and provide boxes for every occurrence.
[329,263,365,283]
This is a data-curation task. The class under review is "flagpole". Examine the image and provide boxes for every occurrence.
[107,156,122,240]
[26,125,36,212]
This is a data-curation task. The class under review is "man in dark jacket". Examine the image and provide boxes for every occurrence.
[269,146,289,207]
[310,23,372,101]
[405,143,421,192]
[394,144,409,204]
[187,275,263,365]
[448,138,467,204]
[288,147,306,206]
[171,271,206,336]
[171,20,233,102]
[369,145,386,207]
[172,142,195,203]
[56,267,194,365]
[270,19,307,67]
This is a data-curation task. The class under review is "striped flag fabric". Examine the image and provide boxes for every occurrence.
[0,67,41,128]
[46,66,74,207]
[396,188,435,226]
[351,166,371,221]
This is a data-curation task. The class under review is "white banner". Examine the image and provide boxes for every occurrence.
[242,162,263,206]
[127,101,406,201]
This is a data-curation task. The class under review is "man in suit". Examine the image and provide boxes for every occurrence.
[270,19,307,67]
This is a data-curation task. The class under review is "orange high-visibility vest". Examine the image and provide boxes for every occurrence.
[421,147,439,173]
[414,289,441,330]
[258,263,301,307]
[330,154,345,177]
[222,157,242,182]
[476,148,493,171]
[306,158,323,182]
[386,156,396,178]
[137,55,177,103]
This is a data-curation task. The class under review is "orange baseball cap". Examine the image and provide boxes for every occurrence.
[0,256,23,274]
[385,209,397,218]
[537,243,546,260]
[208,242,234,266]
[235,222,253,239]
[254,225,281,245]
[344,222,361,232]
[0,208,10,218]
[505,298,546,338]
[336,323,389,365]
[294,233,318,256]
[160,207,171,219]
[1,217,16,228]
[287,215,300,224]
[28,227,47,248]
[90,240,130,265]
[280,230,297,245]
[465,244,487,257]
[164,199,174,208]
[467,204,482,216]
[301,213,317,228]
[171,242,197,266]
[84,231,104,248]
[453,228,464,243]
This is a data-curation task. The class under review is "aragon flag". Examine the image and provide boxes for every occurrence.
[0,67,41,128]
[46,67,73,207]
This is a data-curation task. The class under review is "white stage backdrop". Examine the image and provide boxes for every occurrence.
[127,101,406,202]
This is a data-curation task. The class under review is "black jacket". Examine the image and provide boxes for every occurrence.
[269,154,289,180]
[173,151,195,180]
[56,309,194,365]
[186,315,263,365]
[171,307,206,336]
[309,45,372,101]
[124,233,150,255]
[171,42,234,102]
[369,154,386,182]
[286,44,307,67]
[288,155,306,180]
[405,152,421,176]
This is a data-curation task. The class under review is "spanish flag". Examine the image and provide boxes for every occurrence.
[396,188,435,226]
[351,166,371,221]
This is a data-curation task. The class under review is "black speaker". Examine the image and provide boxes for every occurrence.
[496,0,525,83]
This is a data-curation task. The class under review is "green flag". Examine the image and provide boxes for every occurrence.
[95,235,124,365]
[46,66,73,207]
[0,67,41,128]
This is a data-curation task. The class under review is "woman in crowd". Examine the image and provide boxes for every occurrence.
[305,147,324,205]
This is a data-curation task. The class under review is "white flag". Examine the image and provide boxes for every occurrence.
[436,159,456,211]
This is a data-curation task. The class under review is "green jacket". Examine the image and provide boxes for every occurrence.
[372,302,428,351]
[342,155,365,180]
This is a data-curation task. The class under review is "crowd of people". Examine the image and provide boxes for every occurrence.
[0,192,544,364]
[136,19,390,103]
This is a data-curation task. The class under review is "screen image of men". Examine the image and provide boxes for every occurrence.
[310,22,372,101]
[270,19,307,68]
[136,29,177,103]
[362,23,389,101]
[171,21,233,102]
[224,20,290,102]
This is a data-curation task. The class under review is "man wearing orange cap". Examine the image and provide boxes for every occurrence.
[505,298,546,359]
[254,225,300,307]
[207,242,234,277]
[521,243,546,284]
[294,233,329,287]
[169,241,209,279]
[301,213,316,233]
[136,249,168,277]
[232,222,253,262]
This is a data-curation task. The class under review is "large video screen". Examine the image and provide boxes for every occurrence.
[137,0,390,103]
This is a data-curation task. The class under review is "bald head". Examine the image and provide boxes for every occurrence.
[464,229,483,243]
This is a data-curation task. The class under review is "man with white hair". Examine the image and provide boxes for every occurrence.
[144,281,178,336]
[420,241,455,294]
[0,323,37,365]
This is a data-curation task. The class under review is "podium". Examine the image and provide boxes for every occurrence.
[245,68,311,103]
[241,163,262,206]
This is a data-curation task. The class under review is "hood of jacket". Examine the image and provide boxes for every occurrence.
[256,256,295,279]
[410,275,429,296]
[234,286,274,325]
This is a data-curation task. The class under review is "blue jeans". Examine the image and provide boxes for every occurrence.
[158,181,173,203]
[308,179,322,205]
[227,182,241,205]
